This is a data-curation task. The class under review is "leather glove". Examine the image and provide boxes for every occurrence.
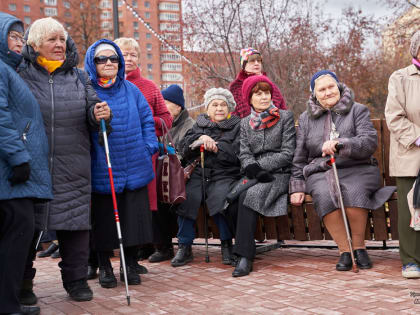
[256,171,275,183]
[9,162,31,186]
[244,163,263,179]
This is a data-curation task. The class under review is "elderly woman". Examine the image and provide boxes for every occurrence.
[385,30,420,279]
[229,48,287,118]
[171,88,241,267]
[290,70,395,271]
[231,76,296,277]
[18,18,110,302]
[84,39,158,288]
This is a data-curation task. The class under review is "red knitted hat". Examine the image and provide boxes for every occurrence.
[241,75,276,107]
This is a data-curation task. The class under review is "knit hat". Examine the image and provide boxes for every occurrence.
[240,48,261,69]
[203,88,236,112]
[410,30,420,58]
[161,84,185,109]
[241,75,276,107]
[9,22,24,34]
[310,70,339,93]
[94,43,117,57]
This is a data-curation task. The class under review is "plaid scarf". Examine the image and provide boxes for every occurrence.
[249,104,280,130]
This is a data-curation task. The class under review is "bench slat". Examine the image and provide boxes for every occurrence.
[290,205,308,240]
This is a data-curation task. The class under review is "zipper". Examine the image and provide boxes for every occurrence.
[21,121,31,143]
[49,76,55,173]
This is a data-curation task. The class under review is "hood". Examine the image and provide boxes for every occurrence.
[0,12,24,68]
[22,27,80,71]
[84,39,125,90]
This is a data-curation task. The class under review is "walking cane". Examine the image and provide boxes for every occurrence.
[100,119,131,305]
[200,145,210,263]
[329,144,359,273]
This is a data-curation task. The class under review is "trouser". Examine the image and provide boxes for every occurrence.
[0,198,35,313]
[55,230,89,284]
[152,202,177,249]
[177,213,232,245]
[23,232,39,282]
[397,177,420,266]
[98,246,137,269]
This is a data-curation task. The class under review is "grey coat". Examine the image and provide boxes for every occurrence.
[18,37,101,230]
[239,109,296,217]
[290,84,395,219]
[165,108,195,153]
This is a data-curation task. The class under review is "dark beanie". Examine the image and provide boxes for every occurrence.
[310,70,339,93]
[161,84,185,109]
[9,22,24,34]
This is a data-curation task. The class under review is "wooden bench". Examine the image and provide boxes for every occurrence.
[193,118,399,246]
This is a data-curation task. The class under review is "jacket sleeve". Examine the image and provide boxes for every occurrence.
[82,71,110,129]
[0,72,31,166]
[216,123,241,167]
[272,83,287,110]
[338,104,377,159]
[258,111,296,171]
[136,90,158,156]
[385,70,420,149]
[239,119,258,170]
[150,88,173,137]
[289,114,309,194]
[229,77,245,117]
[178,123,205,161]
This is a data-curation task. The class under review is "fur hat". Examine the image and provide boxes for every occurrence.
[240,48,261,69]
[310,70,339,93]
[203,88,236,112]
[241,75,276,107]
[410,30,420,58]
[161,84,185,109]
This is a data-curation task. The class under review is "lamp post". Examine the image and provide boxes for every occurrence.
[112,0,119,39]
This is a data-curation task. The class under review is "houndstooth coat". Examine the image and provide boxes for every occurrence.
[239,109,296,217]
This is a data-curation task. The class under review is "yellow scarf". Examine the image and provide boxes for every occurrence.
[37,56,64,74]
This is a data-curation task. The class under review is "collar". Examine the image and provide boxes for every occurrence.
[126,66,141,81]
[408,64,420,76]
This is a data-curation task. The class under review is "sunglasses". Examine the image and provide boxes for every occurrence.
[94,55,119,64]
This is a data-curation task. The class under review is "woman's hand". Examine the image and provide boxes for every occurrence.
[322,140,339,157]
[94,102,111,122]
[199,135,218,153]
[290,192,305,206]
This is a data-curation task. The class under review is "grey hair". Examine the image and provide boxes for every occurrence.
[114,37,141,57]
[27,17,68,47]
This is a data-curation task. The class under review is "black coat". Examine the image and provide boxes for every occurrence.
[177,114,241,219]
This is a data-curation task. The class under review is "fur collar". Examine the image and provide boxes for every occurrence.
[307,83,354,119]
[196,113,240,130]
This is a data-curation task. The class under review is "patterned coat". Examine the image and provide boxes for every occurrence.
[239,109,296,217]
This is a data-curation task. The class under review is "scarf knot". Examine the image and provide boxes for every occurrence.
[249,104,280,130]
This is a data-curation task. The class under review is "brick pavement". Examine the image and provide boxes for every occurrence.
[31,240,420,314]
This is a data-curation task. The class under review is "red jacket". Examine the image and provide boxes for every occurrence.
[229,70,287,118]
[126,67,173,211]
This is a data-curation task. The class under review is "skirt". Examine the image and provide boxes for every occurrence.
[91,186,153,251]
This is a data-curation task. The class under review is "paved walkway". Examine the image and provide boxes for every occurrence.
[32,240,420,314]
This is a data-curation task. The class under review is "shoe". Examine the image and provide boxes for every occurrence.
[221,240,233,265]
[120,265,141,285]
[402,263,420,278]
[87,265,98,280]
[232,257,253,277]
[37,242,58,258]
[99,266,117,288]
[148,247,174,263]
[137,244,155,261]
[231,254,239,267]
[171,244,193,267]
[18,305,40,315]
[63,279,93,302]
[19,279,37,305]
[336,252,352,271]
[134,261,148,274]
[354,249,372,269]
[51,248,60,259]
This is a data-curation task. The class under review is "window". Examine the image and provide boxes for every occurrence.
[100,0,110,8]
[132,0,137,7]
[145,1,150,8]
[63,1,70,8]
[145,12,150,19]
[118,0,122,6]
[102,21,111,29]
[23,5,30,12]
[162,63,182,72]
[64,10,71,17]
[162,33,180,41]
[101,11,112,19]
[161,53,181,61]
[44,7,58,16]
[147,74,153,80]
[159,2,180,11]
[118,11,123,18]
[44,0,57,5]
[24,16,31,24]
[147,64,153,71]
[134,32,139,39]
[133,21,138,29]
[161,73,183,82]
[147,53,152,59]
[146,33,151,39]
[160,23,180,32]
[159,13,179,21]
[9,4,16,11]
[146,43,152,51]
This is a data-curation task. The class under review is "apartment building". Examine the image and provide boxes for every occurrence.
[1,0,184,90]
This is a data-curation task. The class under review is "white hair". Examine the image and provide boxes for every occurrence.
[27,17,68,47]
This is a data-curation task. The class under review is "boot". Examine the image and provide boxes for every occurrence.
[120,265,141,285]
[37,242,58,258]
[87,264,98,280]
[19,305,40,315]
[171,244,193,267]
[137,244,155,261]
[19,279,37,305]
[148,246,174,263]
[354,249,372,269]
[336,252,352,271]
[99,266,117,288]
[134,261,148,274]
[221,240,233,265]
[63,279,93,302]
[232,256,253,277]
[51,248,60,259]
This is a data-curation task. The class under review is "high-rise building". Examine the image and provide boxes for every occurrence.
[1,0,184,90]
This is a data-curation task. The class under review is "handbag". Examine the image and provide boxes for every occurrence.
[156,120,187,204]
[183,157,200,182]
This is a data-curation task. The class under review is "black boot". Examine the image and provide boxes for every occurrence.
[63,279,93,302]
[99,266,117,288]
[149,246,174,263]
[51,248,60,259]
[336,252,352,271]
[19,279,37,305]
[232,257,253,277]
[137,244,155,261]
[221,240,233,265]
[171,244,193,267]
[120,265,141,285]
[37,242,58,258]
[354,249,372,269]
[19,305,40,315]
[87,264,98,280]
[133,261,148,274]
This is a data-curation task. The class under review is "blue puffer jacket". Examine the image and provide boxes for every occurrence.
[84,39,158,194]
[0,13,52,201]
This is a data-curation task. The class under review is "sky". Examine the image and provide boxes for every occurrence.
[323,0,396,22]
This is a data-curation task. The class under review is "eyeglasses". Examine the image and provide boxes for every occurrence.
[8,33,26,45]
[94,55,119,64]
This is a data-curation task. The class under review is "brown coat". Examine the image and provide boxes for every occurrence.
[385,64,420,177]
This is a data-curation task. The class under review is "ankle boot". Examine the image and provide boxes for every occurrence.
[149,246,174,263]
[232,257,253,277]
[99,266,117,288]
[19,279,37,305]
[336,252,352,271]
[87,264,98,280]
[20,305,40,315]
[134,261,148,274]
[171,244,193,267]
[37,242,58,258]
[354,249,372,269]
[120,265,141,285]
[221,240,233,265]
[63,279,93,302]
